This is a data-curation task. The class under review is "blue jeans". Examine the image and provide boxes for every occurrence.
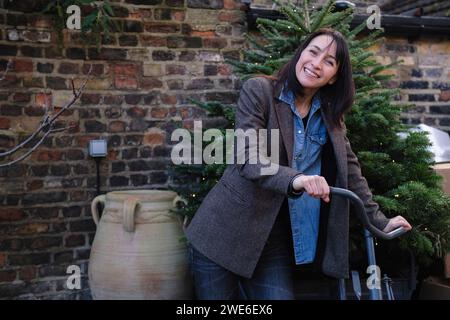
[188,215,295,300]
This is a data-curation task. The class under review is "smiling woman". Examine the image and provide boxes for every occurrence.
[184,28,412,300]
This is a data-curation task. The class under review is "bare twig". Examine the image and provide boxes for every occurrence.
[0,65,93,167]
[0,60,13,82]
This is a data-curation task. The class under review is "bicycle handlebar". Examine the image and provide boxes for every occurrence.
[329,187,408,240]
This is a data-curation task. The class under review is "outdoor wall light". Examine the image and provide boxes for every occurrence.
[89,139,107,158]
[89,139,107,196]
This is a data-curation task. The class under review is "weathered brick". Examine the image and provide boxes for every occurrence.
[8,253,50,266]
[125,135,143,146]
[36,63,53,74]
[1,104,22,116]
[73,164,89,175]
[23,76,44,88]
[65,234,85,247]
[122,148,139,160]
[408,94,435,102]
[143,94,158,105]
[105,107,123,119]
[80,93,101,105]
[166,64,186,75]
[124,20,144,33]
[0,44,18,56]
[14,59,33,72]
[0,253,6,267]
[152,50,176,61]
[69,219,96,232]
[30,165,49,177]
[19,266,36,281]
[400,81,429,89]
[145,22,181,33]
[22,192,66,205]
[430,105,450,114]
[45,46,63,58]
[0,270,16,282]
[218,64,232,75]
[66,47,86,60]
[167,79,184,90]
[54,251,73,263]
[166,0,185,6]
[179,51,196,61]
[21,46,42,57]
[104,95,123,105]
[141,77,163,89]
[46,77,67,90]
[24,105,45,116]
[187,0,224,9]
[0,135,14,148]
[0,208,26,222]
[58,62,79,74]
[127,106,147,118]
[26,180,44,191]
[203,37,227,49]
[112,162,125,173]
[13,92,31,103]
[151,107,169,119]
[125,94,143,104]
[85,120,107,133]
[26,206,58,219]
[66,149,85,160]
[204,64,218,76]
[140,35,167,47]
[38,265,67,278]
[130,119,148,131]
[432,82,450,90]
[79,109,101,119]
[186,78,214,90]
[33,150,62,162]
[0,117,10,129]
[88,48,127,60]
[119,35,138,46]
[144,131,165,146]
[24,236,62,250]
[140,146,152,158]
[168,36,202,48]
[0,238,22,251]
[109,121,126,133]
[114,76,138,90]
[153,145,171,157]
[131,174,148,186]
[110,176,129,187]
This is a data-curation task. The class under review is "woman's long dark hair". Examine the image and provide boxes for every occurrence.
[274,28,354,129]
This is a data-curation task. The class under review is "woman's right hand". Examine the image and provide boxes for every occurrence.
[292,175,330,202]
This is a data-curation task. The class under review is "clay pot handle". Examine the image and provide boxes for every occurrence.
[172,196,188,230]
[123,197,140,233]
[91,194,106,226]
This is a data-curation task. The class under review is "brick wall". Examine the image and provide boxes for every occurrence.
[0,0,246,299]
[368,37,450,131]
[0,0,449,300]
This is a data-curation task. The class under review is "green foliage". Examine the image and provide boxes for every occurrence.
[172,0,450,270]
[42,0,120,50]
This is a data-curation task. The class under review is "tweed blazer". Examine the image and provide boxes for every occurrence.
[185,76,389,279]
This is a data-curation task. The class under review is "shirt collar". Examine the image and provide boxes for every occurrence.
[279,86,321,117]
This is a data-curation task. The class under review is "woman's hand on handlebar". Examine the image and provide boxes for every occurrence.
[293,175,330,203]
[383,215,412,233]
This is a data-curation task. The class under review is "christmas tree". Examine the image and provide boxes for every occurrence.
[171,0,450,273]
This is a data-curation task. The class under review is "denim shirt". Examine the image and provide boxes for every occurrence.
[279,88,328,264]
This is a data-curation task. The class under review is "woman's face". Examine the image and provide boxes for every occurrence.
[295,35,339,90]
